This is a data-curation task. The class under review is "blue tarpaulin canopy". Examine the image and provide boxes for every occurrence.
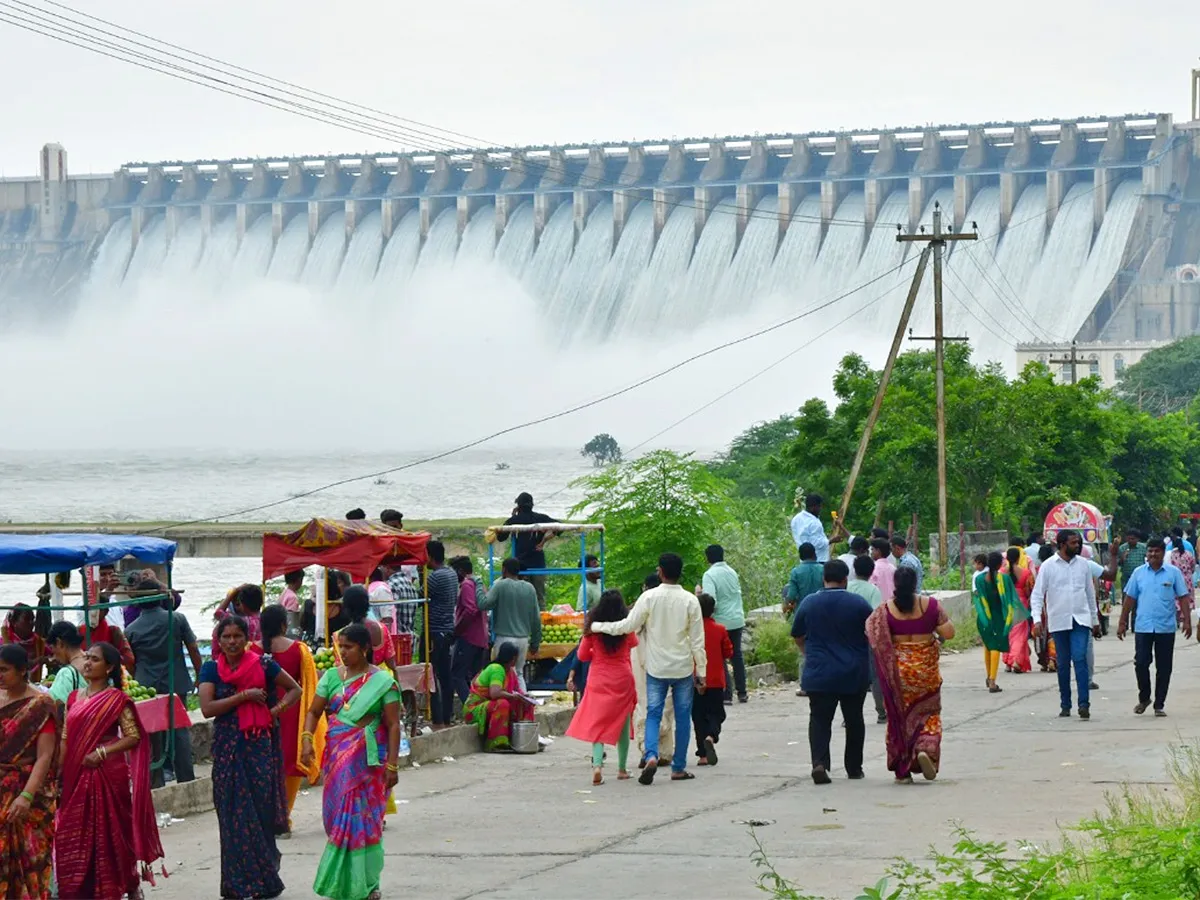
[0,534,177,575]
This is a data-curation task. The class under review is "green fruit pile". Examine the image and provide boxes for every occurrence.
[124,678,157,701]
[543,623,583,644]
[314,647,336,671]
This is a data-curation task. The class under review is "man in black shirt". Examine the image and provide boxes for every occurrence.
[497,492,558,610]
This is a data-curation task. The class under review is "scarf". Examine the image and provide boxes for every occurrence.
[215,652,271,733]
[335,669,398,766]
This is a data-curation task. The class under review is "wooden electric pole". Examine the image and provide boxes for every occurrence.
[837,245,933,529]
[898,202,975,570]
[1047,341,1080,384]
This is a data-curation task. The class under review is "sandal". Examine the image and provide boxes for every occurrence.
[704,737,718,767]
[617,770,631,780]
[592,767,604,786]
[639,757,658,785]
[670,770,696,781]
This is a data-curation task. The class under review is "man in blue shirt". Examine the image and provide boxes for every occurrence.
[784,543,825,615]
[790,559,872,785]
[1118,537,1192,717]
[890,536,924,593]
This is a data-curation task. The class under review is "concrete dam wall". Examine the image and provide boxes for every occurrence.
[1,114,1197,365]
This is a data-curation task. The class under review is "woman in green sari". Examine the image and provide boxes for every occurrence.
[972,551,1029,694]
[301,624,401,900]
[463,641,534,751]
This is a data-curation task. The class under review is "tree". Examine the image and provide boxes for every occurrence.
[569,450,732,596]
[580,433,622,467]
[710,414,799,502]
[1115,336,1200,415]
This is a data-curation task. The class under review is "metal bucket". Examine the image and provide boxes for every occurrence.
[511,720,540,754]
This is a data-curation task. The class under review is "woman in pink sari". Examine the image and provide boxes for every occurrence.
[56,641,164,899]
[866,568,955,783]
[1002,547,1034,674]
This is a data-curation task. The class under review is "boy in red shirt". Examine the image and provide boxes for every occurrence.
[694,592,734,766]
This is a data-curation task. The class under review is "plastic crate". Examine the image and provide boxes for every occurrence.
[395,632,414,667]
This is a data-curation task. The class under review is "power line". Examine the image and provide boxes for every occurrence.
[0,1,894,232]
[943,257,1042,344]
[149,255,917,530]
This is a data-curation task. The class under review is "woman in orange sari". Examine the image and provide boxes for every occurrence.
[56,642,164,899]
[1002,547,1035,674]
[0,644,58,899]
[866,568,955,783]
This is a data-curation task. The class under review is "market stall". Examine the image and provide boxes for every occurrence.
[1043,501,1110,545]
[484,522,604,691]
[262,518,434,718]
[0,534,188,753]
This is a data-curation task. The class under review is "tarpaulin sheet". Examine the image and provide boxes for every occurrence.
[262,518,430,581]
[0,534,177,575]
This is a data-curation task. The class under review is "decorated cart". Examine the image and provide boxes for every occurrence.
[1043,500,1114,630]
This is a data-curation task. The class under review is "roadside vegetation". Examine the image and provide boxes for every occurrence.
[751,742,1200,899]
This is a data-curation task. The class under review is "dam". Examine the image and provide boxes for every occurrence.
[2,113,1200,370]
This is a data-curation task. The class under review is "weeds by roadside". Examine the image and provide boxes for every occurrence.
[752,742,1200,899]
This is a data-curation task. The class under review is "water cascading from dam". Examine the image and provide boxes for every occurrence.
[2,178,1146,451]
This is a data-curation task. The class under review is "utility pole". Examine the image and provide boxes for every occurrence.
[837,245,933,529]
[1047,341,1080,384]
[898,202,975,571]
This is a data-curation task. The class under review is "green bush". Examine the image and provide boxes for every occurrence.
[746,617,798,680]
[754,742,1200,899]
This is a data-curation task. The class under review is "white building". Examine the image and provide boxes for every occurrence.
[1015,341,1168,387]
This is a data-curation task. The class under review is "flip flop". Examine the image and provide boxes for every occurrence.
[670,770,696,781]
[639,758,658,785]
[704,738,718,767]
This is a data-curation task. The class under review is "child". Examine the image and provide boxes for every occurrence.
[693,592,733,767]
[564,589,639,785]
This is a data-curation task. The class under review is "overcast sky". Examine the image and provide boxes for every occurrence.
[0,0,1195,176]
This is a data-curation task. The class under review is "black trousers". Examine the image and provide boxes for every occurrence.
[430,631,455,724]
[451,638,488,706]
[691,687,727,754]
[1134,632,1175,710]
[808,691,866,774]
[723,628,747,701]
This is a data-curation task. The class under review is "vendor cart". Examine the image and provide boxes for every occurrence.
[1043,501,1114,632]
[485,522,604,692]
[262,517,433,724]
[0,533,187,773]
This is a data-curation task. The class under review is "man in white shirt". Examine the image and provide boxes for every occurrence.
[592,552,705,785]
[1030,529,1100,719]
[790,493,832,562]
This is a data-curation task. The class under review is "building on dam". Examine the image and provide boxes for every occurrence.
[3,107,1200,366]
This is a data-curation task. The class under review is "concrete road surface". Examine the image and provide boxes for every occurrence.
[150,633,1200,899]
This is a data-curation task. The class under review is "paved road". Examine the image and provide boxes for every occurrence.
[151,634,1200,899]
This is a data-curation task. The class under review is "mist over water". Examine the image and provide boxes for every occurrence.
[0,183,1141,454]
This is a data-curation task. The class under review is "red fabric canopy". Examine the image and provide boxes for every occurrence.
[262,518,431,581]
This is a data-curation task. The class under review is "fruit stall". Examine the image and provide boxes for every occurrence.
[481,520,605,692]
[0,533,188,758]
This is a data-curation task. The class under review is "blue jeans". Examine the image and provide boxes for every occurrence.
[1052,622,1092,710]
[645,674,695,773]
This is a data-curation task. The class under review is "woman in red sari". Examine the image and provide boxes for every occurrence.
[1002,547,1035,674]
[0,643,58,899]
[56,641,164,899]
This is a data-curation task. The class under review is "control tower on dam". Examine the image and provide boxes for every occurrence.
[1,112,1198,358]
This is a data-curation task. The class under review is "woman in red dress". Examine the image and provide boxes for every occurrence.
[565,590,638,785]
[257,605,324,830]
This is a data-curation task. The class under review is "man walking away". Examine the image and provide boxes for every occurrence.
[791,560,872,784]
[1030,529,1100,719]
[425,541,460,729]
[790,493,832,562]
[700,544,747,704]
[785,542,825,699]
[847,555,886,723]
[479,557,542,691]
[891,536,924,593]
[125,594,204,787]
[1118,537,1192,717]
[591,553,705,785]
[838,537,869,570]
[869,540,897,606]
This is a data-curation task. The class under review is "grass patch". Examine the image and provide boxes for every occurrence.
[754,742,1200,899]
[746,617,799,680]
[941,607,980,653]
